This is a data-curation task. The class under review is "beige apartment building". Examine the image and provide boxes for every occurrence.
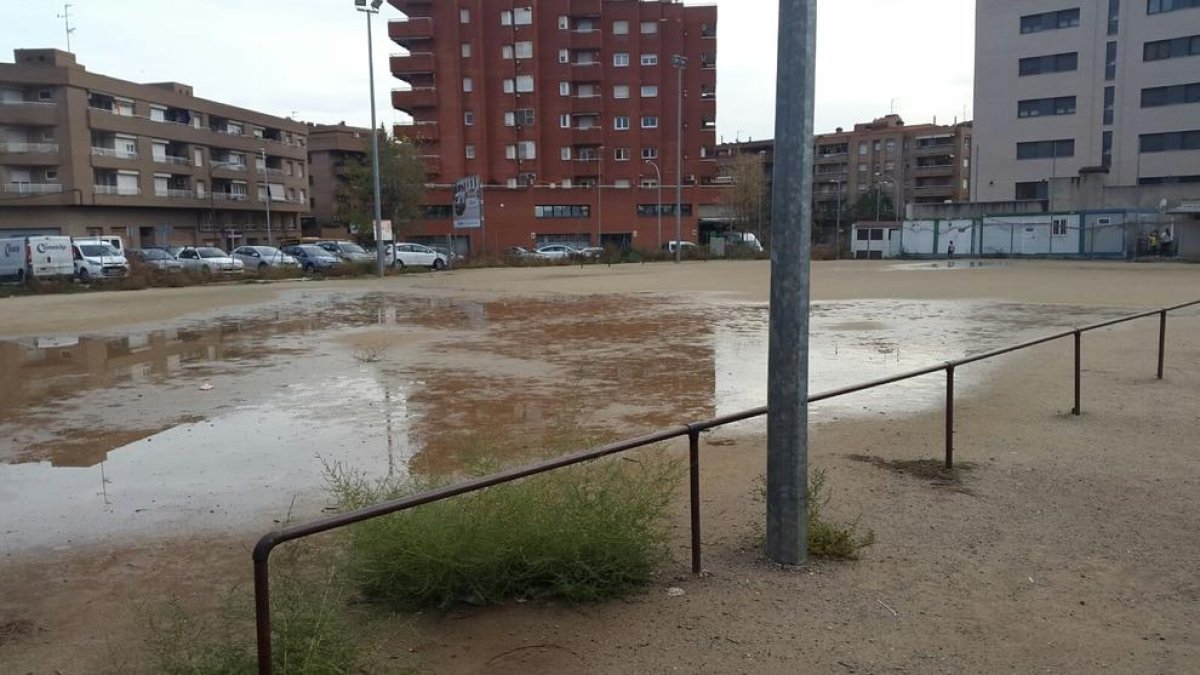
[974,1,1200,203]
[0,49,309,247]
[305,123,369,238]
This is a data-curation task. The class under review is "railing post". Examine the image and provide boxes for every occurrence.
[1157,311,1167,380]
[1073,330,1082,416]
[254,550,273,675]
[944,364,955,470]
[688,426,702,575]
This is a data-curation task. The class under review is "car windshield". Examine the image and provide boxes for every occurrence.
[255,247,283,257]
[196,248,227,258]
[79,244,119,257]
[298,246,329,257]
[339,243,367,254]
[141,249,168,260]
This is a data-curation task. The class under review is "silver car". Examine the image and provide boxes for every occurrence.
[131,248,184,273]
[535,244,580,261]
[316,240,374,265]
[232,245,298,272]
[175,246,245,276]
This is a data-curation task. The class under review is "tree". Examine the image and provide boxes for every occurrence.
[720,152,769,240]
[338,127,427,243]
[848,190,897,222]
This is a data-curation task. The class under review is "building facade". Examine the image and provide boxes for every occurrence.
[974,0,1200,203]
[388,0,721,252]
[306,123,370,238]
[0,49,309,247]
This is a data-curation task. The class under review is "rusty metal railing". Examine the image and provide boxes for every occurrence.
[252,299,1199,673]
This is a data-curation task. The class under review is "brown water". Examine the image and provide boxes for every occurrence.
[0,293,1128,552]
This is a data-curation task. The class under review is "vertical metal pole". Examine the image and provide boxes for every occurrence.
[254,557,272,675]
[765,0,816,566]
[688,427,702,575]
[1157,311,1166,380]
[834,182,842,259]
[673,57,685,263]
[597,154,603,247]
[1073,330,1081,415]
[945,364,955,470]
[261,148,273,247]
[366,9,386,278]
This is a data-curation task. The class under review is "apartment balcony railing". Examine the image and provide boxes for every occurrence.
[390,52,435,75]
[211,192,249,201]
[91,147,138,159]
[392,88,437,113]
[389,17,433,44]
[261,167,285,177]
[0,142,59,154]
[1,182,63,194]
[156,188,196,199]
[155,154,191,165]
[0,99,55,107]
[94,185,142,196]
[212,162,248,173]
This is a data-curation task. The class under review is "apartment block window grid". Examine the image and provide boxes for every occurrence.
[615,148,630,161]
[1016,139,1075,159]
[1018,96,1077,118]
[614,116,631,130]
[1148,0,1200,14]
[1143,35,1200,61]
[1141,82,1200,106]
[1103,87,1116,124]
[1019,52,1079,76]
[1139,130,1200,152]
[641,54,659,66]
[1106,42,1118,80]
[1108,0,1120,35]
[614,53,630,67]
[613,20,629,35]
[1019,8,1080,33]
[641,115,659,129]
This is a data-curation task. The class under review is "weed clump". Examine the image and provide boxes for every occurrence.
[327,452,683,610]
[805,470,875,559]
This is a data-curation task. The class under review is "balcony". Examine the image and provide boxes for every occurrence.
[570,0,603,16]
[389,17,433,46]
[913,163,955,175]
[155,188,196,199]
[417,154,441,175]
[211,192,249,202]
[0,101,57,126]
[0,142,58,155]
[915,142,955,156]
[392,88,437,113]
[91,147,139,160]
[397,121,438,143]
[571,29,603,50]
[1,182,63,194]
[390,52,435,75]
[94,185,142,196]
[155,154,191,166]
[211,162,248,174]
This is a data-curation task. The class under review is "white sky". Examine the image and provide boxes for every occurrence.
[2,0,975,139]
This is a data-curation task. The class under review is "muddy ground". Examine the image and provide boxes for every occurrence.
[1,260,1198,673]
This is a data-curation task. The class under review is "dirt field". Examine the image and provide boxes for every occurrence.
[1,260,1198,673]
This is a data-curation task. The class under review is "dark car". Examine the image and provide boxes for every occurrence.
[283,245,342,273]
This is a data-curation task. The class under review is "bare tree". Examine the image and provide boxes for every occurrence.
[721,152,768,238]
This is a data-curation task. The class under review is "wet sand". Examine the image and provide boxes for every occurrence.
[1,259,1199,672]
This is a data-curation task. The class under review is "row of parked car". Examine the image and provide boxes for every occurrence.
[126,240,456,277]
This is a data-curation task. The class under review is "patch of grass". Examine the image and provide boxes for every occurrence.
[848,454,975,486]
[326,451,683,610]
[142,545,364,675]
[754,469,875,561]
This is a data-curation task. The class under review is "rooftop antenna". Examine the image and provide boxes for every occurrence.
[58,4,76,53]
[889,98,898,114]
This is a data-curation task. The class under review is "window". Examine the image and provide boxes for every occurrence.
[1104,87,1115,124]
[1148,0,1200,14]
[858,142,868,155]
[535,204,591,218]
[516,76,534,93]
[1052,218,1070,236]
[613,20,629,34]
[1015,181,1049,200]
[509,109,534,127]
[463,77,473,92]
[459,8,469,23]
[615,148,630,161]
[502,45,514,59]
[641,85,659,97]
[561,114,571,128]
[1102,130,1114,167]
[464,111,475,125]
[1143,35,1200,61]
[614,52,630,67]
[1017,96,1078,117]
[1139,129,1200,152]
[885,139,897,153]
[503,79,514,93]
[1108,0,1120,35]
[1019,52,1079,75]
[613,85,630,99]
[641,54,659,66]
[560,147,572,160]
[614,179,632,188]
[461,42,472,58]
[640,21,658,34]
[506,141,536,160]
[558,49,569,63]
[501,10,512,25]
[1141,81,1200,106]
[1020,8,1081,33]
[465,145,476,159]
[641,115,659,128]
[1106,42,1118,80]
[642,147,659,159]
[858,163,867,172]
[515,41,533,59]
[38,89,52,101]
[873,141,881,152]
[559,15,569,30]
[560,81,570,96]
[614,115,631,130]
[514,7,532,25]
[1016,139,1076,159]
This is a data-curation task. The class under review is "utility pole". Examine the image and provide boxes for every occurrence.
[357,0,386,278]
[766,0,816,566]
[260,149,273,248]
[58,4,75,53]
[672,55,687,263]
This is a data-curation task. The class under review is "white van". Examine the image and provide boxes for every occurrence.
[74,236,125,256]
[0,236,76,283]
[72,240,130,280]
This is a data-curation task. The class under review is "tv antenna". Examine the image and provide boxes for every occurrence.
[58,4,76,53]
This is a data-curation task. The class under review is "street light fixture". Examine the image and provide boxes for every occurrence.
[645,159,662,251]
[671,55,687,263]
[356,0,386,278]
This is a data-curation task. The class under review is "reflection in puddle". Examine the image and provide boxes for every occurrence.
[0,294,1129,552]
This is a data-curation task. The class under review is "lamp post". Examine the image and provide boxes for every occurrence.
[207,157,246,248]
[671,55,687,263]
[259,148,273,247]
[596,145,604,247]
[834,178,844,259]
[645,160,662,251]
[356,0,386,278]
[757,149,767,246]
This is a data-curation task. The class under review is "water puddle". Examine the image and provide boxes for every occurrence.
[0,293,1129,552]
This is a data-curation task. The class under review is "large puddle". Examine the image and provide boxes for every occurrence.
[0,293,1129,552]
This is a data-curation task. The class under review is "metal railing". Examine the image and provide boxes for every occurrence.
[1,182,63,194]
[251,299,1200,674]
[93,185,141,196]
[0,142,59,154]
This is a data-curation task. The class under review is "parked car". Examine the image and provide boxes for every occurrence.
[534,244,580,261]
[392,242,448,270]
[231,245,298,272]
[76,235,126,256]
[282,244,342,273]
[663,240,700,254]
[73,242,130,280]
[0,236,75,283]
[505,246,535,259]
[129,248,184,274]
[174,246,244,276]
[427,245,461,263]
[316,240,374,265]
[577,246,605,259]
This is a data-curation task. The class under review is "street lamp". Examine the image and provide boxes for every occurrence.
[596,145,604,247]
[645,159,662,251]
[259,148,273,247]
[355,0,386,278]
[671,55,687,263]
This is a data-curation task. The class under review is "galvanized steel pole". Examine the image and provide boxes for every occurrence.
[672,55,687,263]
[765,0,816,566]
[364,6,386,278]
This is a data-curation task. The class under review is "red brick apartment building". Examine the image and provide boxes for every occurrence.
[389,0,721,253]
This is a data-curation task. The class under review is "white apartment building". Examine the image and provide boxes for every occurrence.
[974,0,1200,203]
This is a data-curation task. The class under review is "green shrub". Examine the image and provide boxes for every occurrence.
[755,469,875,560]
[327,452,683,610]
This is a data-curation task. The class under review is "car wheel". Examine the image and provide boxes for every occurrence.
[77,268,90,282]
[304,263,315,274]
[432,258,445,271]
[201,266,212,278]
[396,260,406,271]
[16,269,26,285]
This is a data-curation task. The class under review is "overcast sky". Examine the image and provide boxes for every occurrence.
[3,0,975,139]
